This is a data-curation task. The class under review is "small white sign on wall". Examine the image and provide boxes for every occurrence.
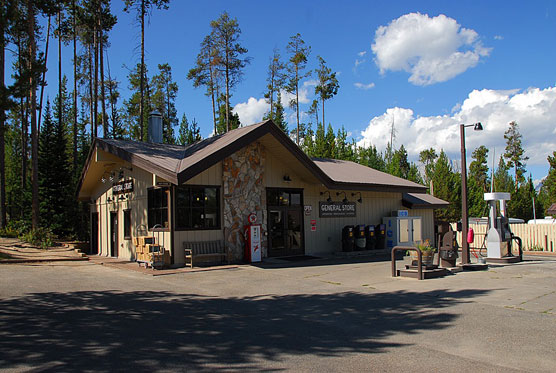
[304,205,312,216]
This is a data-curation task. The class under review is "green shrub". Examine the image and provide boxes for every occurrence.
[0,220,30,238]
[19,228,56,249]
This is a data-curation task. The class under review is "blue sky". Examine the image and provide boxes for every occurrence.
[31,0,556,182]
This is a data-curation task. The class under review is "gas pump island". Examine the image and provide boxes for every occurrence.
[484,192,522,264]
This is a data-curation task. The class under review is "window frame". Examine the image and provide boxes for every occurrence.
[174,185,221,231]
[147,187,170,231]
[123,209,132,240]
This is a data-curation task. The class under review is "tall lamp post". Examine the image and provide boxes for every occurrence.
[460,122,483,265]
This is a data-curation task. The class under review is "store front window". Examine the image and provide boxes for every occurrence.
[148,187,169,229]
[175,185,220,230]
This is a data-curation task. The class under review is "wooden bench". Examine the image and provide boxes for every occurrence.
[183,240,229,268]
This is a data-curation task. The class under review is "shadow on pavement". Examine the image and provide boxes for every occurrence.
[0,288,490,371]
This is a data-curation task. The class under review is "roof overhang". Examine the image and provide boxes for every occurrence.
[402,193,449,209]
[77,120,431,200]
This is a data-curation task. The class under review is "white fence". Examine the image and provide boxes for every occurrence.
[453,223,556,253]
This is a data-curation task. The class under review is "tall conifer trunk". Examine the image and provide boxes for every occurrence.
[26,0,39,228]
[37,15,50,134]
[0,0,6,228]
[93,16,98,139]
[88,44,95,140]
[58,10,62,134]
[99,10,107,138]
[139,0,145,141]
[72,0,77,171]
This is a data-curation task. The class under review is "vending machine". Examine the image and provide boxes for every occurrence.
[244,213,262,263]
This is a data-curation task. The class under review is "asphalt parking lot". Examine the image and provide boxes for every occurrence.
[1,255,556,372]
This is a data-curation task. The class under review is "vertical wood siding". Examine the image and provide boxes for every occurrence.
[265,151,437,255]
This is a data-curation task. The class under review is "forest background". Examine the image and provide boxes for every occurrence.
[0,1,554,244]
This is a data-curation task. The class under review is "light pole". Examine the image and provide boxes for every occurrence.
[460,122,483,265]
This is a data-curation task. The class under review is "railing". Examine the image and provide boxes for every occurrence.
[392,246,423,280]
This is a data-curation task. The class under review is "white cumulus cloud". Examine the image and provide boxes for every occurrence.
[371,13,491,85]
[354,82,375,90]
[233,97,269,126]
[357,86,556,168]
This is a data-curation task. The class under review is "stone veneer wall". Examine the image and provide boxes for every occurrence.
[222,142,266,261]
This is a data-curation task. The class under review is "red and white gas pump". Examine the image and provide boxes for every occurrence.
[244,213,262,263]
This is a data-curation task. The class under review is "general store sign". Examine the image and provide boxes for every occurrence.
[112,179,134,195]
[319,201,356,218]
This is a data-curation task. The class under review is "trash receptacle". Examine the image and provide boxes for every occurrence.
[342,225,355,252]
[365,225,376,250]
[354,224,366,250]
[375,224,386,250]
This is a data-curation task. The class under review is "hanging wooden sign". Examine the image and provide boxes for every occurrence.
[112,180,134,195]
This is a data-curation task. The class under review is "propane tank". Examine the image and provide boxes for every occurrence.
[467,228,475,244]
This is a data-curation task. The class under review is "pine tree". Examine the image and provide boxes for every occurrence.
[210,12,250,132]
[389,145,410,178]
[264,47,285,120]
[432,150,461,222]
[314,56,339,128]
[263,90,288,133]
[324,123,336,159]
[508,176,540,221]
[124,0,170,141]
[216,94,239,134]
[494,156,514,193]
[503,121,529,191]
[188,34,221,135]
[335,126,353,161]
[124,63,152,140]
[419,148,437,191]
[313,121,326,158]
[152,63,178,144]
[356,144,385,172]
[38,102,72,235]
[542,151,556,208]
[177,114,201,145]
[285,33,310,145]
[301,122,315,156]
[467,145,490,217]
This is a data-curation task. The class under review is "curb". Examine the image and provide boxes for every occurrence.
[0,257,90,264]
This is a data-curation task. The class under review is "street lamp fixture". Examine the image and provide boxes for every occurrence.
[460,122,483,265]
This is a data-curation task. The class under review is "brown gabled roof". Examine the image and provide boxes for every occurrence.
[312,158,426,193]
[77,120,429,199]
[547,203,556,215]
[402,193,450,209]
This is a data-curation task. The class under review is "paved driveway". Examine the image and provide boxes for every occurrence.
[1,256,555,372]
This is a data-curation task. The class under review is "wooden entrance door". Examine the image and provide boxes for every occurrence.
[267,189,304,257]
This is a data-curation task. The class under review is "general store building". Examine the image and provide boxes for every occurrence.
[77,117,447,265]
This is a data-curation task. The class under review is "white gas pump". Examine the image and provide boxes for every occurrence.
[484,192,522,263]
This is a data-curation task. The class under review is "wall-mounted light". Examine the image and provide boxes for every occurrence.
[320,191,332,203]
[118,195,126,201]
[109,172,115,182]
[283,175,292,183]
[118,166,132,180]
[351,192,362,203]
[336,191,348,203]
[107,197,112,203]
